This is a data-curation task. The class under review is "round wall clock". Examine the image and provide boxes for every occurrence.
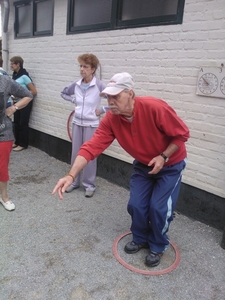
[220,76,225,95]
[198,73,219,95]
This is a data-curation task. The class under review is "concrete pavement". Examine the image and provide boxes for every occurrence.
[0,146,224,300]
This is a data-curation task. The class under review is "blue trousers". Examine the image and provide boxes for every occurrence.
[127,159,186,253]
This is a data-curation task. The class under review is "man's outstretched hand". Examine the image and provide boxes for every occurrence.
[52,176,73,200]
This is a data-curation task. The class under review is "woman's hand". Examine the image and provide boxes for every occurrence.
[95,109,101,116]
[5,105,16,117]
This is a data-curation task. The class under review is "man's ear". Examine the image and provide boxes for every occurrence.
[129,89,135,98]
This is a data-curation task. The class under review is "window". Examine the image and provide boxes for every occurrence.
[67,0,185,34]
[14,0,54,38]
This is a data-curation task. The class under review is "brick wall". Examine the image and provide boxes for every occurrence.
[5,0,225,198]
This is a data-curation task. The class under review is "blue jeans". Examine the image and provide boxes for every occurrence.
[127,159,186,253]
[6,101,12,108]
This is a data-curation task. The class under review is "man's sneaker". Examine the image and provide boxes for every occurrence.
[65,185,79,193]
[145,251,163,267]
[124,241,149,254]
[85,190,95,198]
[0,198,15,211]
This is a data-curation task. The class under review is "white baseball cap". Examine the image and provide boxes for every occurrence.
[100,72,134,96]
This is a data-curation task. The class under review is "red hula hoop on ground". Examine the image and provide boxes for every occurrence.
[112,231,181,276]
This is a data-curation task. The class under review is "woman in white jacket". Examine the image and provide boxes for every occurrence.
[61,54,106,197]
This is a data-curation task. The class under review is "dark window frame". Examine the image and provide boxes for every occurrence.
[67,0,185,35]
[14,0,54,39]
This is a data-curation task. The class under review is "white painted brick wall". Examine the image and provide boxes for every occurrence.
[4,0,225,198]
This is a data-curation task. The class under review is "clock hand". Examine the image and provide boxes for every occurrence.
[203,77,209,85]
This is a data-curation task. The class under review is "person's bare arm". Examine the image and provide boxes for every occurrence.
[6,96,33,117]
[27,82,37,96]
[52,155,88,200]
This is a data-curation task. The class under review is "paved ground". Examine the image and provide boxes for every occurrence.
[0,147,225,300]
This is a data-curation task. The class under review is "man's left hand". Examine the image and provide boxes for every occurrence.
[148,156,165,174]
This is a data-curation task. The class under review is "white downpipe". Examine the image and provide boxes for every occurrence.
[2,0,10,72]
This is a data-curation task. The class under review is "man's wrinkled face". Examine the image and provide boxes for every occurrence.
[106,90,133,115]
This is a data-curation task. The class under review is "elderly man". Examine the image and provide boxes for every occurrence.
[52,72,190,267]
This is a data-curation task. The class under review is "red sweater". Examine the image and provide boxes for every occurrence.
[78,96,190,166]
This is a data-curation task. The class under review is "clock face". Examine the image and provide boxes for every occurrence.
[198,73,219,95]
[220,77,225,95]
